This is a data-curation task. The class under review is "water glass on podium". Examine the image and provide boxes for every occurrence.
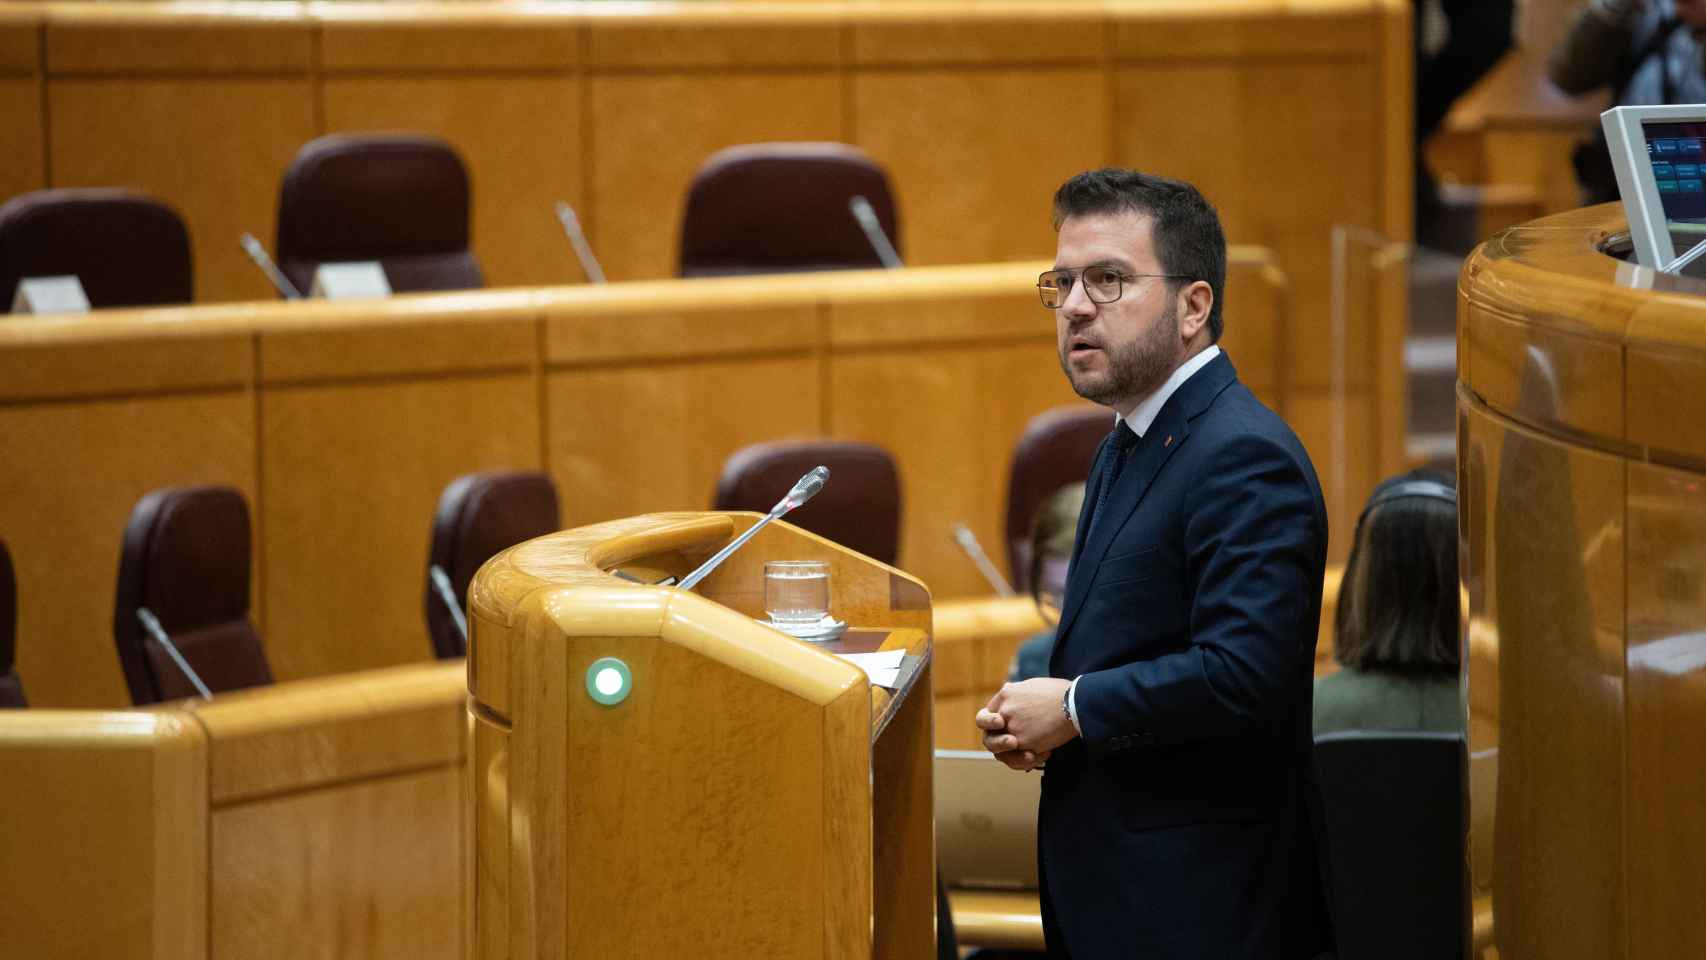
[763,560,830,624]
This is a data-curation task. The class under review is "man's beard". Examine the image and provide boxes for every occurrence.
[1060,306,1178,408]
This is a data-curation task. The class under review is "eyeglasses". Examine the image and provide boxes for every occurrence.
[1037,265,1190,309]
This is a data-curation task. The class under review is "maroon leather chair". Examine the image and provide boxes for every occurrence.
[0,188,192,309]
[113,486,272,705]
[1005,405,1112,593]
[276,133,482,296]
[426,471,560,659]
[678,143,900,278]
[713,441,901,566]
[0,538,23,708]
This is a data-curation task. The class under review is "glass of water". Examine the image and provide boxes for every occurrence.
[764,560,830,624]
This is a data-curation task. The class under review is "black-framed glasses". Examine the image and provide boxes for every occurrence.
[1037,265,1190,309]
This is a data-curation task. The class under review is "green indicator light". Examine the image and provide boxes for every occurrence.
[585,657,632,706]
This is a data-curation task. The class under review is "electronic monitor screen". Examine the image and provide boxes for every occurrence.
[1603,104,1706,269]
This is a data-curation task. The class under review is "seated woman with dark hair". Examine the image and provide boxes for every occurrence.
[1314,469,1462,735]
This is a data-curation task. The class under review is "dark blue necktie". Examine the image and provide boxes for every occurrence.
[1088,423,1140,540]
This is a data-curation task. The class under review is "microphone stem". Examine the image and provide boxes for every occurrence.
[678,504,788,592]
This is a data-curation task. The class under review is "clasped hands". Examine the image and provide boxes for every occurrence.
[976,677,1077,772]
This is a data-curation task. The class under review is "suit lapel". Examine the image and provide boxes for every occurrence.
[1051,352,1241,667]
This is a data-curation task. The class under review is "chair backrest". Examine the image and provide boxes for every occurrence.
[0,188,192,310]
[1004,405,1111,592]
[1313,731,1467,960]
[678,142,900,278]
[0,538,22,708]
[113,485,272,705]
[426,471,561,659]
[276,133,482,296]
[713,441,902,566]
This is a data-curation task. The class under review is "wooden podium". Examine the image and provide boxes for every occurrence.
[465,513,935,959]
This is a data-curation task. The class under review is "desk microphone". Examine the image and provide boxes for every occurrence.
[678,466,831,592]
[239,233,303,300]
[951,522,1015,597]
[849,195,903,269]
[136,607,214,700]
[553,201,607,284]
[429,564,470,647]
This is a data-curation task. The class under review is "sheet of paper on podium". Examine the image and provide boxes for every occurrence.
[835,649,904,689]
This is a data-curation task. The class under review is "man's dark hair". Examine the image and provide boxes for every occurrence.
[1333,469,1460,674]
[1051,168,1227,342]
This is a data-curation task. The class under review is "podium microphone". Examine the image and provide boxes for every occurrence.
[554,201,607,284]
[678,466,831,591]
[429,564,470,646]
[951,523,1015,597]
[136,607,214,700]
[849,195,903,269]
[239,233,303,300]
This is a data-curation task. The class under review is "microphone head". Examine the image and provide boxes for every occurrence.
[777,465,831,513]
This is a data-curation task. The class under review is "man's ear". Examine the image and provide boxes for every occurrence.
[1176,280,1213,341]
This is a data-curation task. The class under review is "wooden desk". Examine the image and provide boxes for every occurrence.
[467,512,934,958]
[1459,204,1706,960]
[0,660,467,960]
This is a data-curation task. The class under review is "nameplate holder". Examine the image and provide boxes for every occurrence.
[309,262,391,300]
[10,275,92,315]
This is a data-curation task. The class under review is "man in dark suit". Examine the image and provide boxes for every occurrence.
[977,169,1332,959]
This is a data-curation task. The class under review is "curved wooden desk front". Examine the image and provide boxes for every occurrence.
[0,660,467,960]
[1459,205,1706,960]
[466,512,935,959]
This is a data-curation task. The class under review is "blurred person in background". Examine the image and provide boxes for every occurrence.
[1007,483,1086,683]
[1415,0,1517,246]
[1553,0,1706,202]
[1313,469,1462,736]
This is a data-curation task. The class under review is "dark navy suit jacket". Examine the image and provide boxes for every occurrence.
[1040,351,1333,959]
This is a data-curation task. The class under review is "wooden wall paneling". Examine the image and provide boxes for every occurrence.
[321,75,587,291]
[585,13,842,70]
[0,385,257,707]
[1241,62,1382,392]
[1376,0,1414,244]
[588,71,845,280]
[853,66,1106,270]
[0,11,43,207]
[545,354,821,526]
[258,372,540,681]
[1112,63,1253,241]
[1288,388,1375,564]
[209,766,463,960]
[1625,461,1706,960]
[828,341,1080,599]
[43,12,313,75]
[0,710,208,960]
[1218,251,1287,405]
[1110,6,1379,61]
[316,15,580,73]
[47,76,317,303]
[849,9,1101,66]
